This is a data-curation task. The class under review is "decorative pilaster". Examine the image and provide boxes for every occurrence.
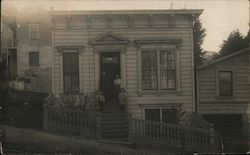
[137,44,143,96]
[128,15,134,28]
[94,51,100,91]
[66,15,72,29]
[87,15,92,29]
[148,14,154,28]
[168,14,175,27]
[107,14,113,28]
[120,50,127,89]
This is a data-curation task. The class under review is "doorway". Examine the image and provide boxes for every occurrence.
[100,52,120,102]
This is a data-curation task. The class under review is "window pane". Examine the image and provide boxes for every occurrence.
[29,52,39,66]
[63,53,79,93]
[219,71,233,96]
[145,109,160,122]
[160,51,168,89]
[29,24,39,39]
[142,51,158,90]
[162,108,178,124]
[160,50,176,89]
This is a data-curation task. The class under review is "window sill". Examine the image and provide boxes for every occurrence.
[138,88,182,96]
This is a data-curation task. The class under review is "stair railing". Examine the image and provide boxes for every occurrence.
[129,119,217,151]
[43,105,101,138]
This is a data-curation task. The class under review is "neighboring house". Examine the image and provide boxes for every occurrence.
[1,2,17,81]
[49,9,202,121]
[15,6,52,93]
[197,48,250,152]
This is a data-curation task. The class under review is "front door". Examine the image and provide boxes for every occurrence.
[100,52,120,102]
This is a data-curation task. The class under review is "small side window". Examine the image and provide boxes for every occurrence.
[29,52,39,66]
[29,24,39,40]
[218,71,233,96]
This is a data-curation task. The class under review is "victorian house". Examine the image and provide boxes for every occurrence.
[43,9,221,153]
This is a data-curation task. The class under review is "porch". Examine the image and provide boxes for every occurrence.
[43,94,221,153]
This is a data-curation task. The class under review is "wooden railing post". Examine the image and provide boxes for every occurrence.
[129,119,136,145]
[43,105,49,131]
[96,113,102,139]
[209,123,215,152]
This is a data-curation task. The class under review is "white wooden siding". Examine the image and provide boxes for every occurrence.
[198,52,250,114]
[52,14,195,119]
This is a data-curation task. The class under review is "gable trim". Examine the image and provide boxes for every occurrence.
[198,48,249,70]
[90,32,129,45]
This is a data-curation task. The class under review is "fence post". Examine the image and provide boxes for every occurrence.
[43,105,49,131]
[209,123,215,152]
[96,113,101,140]
[128,119,136,145]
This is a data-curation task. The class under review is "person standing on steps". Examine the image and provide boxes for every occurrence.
[113,74,122,103]
[96,91,105,111]
[118,88,127,111]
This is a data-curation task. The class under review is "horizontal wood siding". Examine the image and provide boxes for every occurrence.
[198,52,250,114]
[52,14,194,119]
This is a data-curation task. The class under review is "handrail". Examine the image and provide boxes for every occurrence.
[129,119,213,147]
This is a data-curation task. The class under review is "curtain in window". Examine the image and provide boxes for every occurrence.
[219,71,232,96]
[142,51,157,90]
[160,50,176,89]
[63,53,79,94]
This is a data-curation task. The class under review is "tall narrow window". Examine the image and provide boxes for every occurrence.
[160,50,176,89]
[63,53,79,94]
[142,51,158,90]
[29,52,39,66]
[29,24,39,40]
[219,71,233,96]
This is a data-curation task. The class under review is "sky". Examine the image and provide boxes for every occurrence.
[3,0,249,52]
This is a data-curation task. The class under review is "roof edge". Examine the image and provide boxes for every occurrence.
[198,48,249,70]
[49,9,203,16]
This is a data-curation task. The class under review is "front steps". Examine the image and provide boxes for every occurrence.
[100,103,129,140]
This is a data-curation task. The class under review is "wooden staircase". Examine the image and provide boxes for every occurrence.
[101,103,129,141]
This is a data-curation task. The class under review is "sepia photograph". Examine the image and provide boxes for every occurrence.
[1,0,249,154]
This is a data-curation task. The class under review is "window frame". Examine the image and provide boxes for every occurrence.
[29,24,39,40]
[137,43,181,96]
[29,51,39,66]
[216,68,235,99]
[62,52,80,94]
[143,107,179,124]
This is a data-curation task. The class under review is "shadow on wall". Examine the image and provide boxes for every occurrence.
[22,67,52,93]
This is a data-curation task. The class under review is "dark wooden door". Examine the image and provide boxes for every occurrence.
[100,52,120,101]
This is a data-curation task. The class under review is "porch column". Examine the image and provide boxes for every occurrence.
[120,50,127,89]
[94,51,100,91]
